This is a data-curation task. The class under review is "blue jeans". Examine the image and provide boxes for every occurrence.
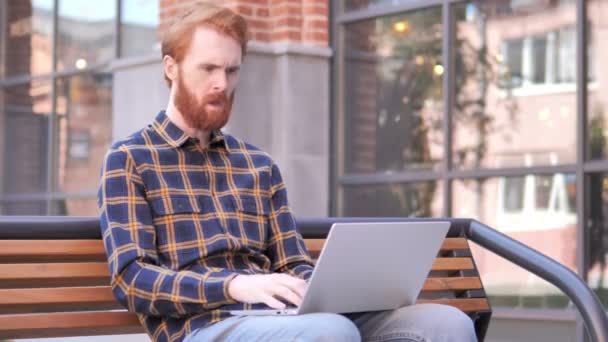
[184,303,477,342]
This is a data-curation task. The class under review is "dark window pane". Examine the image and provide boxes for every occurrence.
[453,1,576,169]
[504,39,523,87]
[503,176,525,212]
[120,0,159,57]
[343,7,443,174]
[588,0,607,161]
[535,175,553,210]
[2,1,53,78]
[54,72,112,193]
[587,173,608,307]
[340,181,442,217]
[453,175,577,309]
[56,0,117,71]
[531,35,547,84]
[0,200,47,215]
[1,81,51,195]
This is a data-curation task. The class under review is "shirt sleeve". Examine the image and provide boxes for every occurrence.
[264,162,315,280]
[97,147,238,317]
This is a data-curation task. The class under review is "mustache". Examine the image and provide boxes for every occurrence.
[203,92,228,104]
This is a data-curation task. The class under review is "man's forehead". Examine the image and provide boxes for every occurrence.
[189,27,241,65]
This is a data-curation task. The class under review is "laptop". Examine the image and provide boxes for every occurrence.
[229,221,450,316]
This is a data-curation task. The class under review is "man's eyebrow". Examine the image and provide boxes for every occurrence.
[198,63,241,69]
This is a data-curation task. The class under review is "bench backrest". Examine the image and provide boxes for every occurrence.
[0,236,491,340]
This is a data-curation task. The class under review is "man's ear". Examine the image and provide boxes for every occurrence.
[163,55,178,82]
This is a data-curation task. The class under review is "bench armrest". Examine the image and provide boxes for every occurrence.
[467,220,608,342]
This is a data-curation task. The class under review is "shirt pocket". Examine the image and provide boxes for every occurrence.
[149,195,204,269]
[225,195,270,248]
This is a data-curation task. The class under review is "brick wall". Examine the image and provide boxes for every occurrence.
[159,0,329,46]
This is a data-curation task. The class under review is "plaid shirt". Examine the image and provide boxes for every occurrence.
[97,111,314,342]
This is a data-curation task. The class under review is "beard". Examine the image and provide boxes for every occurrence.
[174,72,234,132]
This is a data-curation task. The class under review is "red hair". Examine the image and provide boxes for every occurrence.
[161,2,249,87]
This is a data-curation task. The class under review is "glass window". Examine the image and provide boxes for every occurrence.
[504,39,523,88]
[503,177,525,213]
[51,198,98,216]
[535,175,553,210]
[54,72,113,194]
[453,1,577,169]
[1,81,52,195]
[0,200,48,215]
[340,181,442,217]
[344,0,420,12]
[453,175,577,308]
[531,35,547,84]
[342,7,443,175]
[587,173,608,307]
[56,0,117,71]
[588,0,607,160]
[2,0,54,77]
[120,0,159,57]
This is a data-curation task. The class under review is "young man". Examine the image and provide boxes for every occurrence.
[98,3,477,342]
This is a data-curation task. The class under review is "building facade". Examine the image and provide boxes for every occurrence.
[1,0,607,341]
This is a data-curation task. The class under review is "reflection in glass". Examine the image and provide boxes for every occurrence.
[51,198,98,216]
[2,1,54,77]
[341,181,442,217]
[56,0,116,71]
[588,0,608,160]
[0,201,47,215]
[587,173,608,307]
[343,7,443,174]
[344,0,416,12]
[1,81,52,195]
[54,72,112,194]
[453,175,577,308]
[452,1,577,169]
[120,0,159,57]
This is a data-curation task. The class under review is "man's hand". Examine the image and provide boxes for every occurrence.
[227,273,308,309]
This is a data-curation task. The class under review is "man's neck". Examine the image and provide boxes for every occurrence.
[166,103,211,146]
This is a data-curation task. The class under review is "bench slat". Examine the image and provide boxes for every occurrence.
[0,262,109,279]
[304,238,468,255]
[417,298,490,312]
[431,257,474,271]
[0,238,469,261]
[0,258,475,288]
[0,275,483,312]
[0,311,143,339]
[0,287,115,305]
[0,240,106,262]
[421,277,482,291]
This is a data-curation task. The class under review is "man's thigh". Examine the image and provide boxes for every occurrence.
[185,313,361,342]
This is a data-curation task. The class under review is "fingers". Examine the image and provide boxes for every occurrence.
[270,284,303,307]
[275,274,308,299]
[261,293,287,310]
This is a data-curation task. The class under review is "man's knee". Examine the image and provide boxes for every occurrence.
[299,313,361,342]
[399,304,477,341]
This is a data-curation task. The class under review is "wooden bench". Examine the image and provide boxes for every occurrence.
[0,218,491,341]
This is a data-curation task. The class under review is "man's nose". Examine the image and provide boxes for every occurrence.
[211,70,228,92]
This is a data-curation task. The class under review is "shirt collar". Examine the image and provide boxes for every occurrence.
[151,111,230,152]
